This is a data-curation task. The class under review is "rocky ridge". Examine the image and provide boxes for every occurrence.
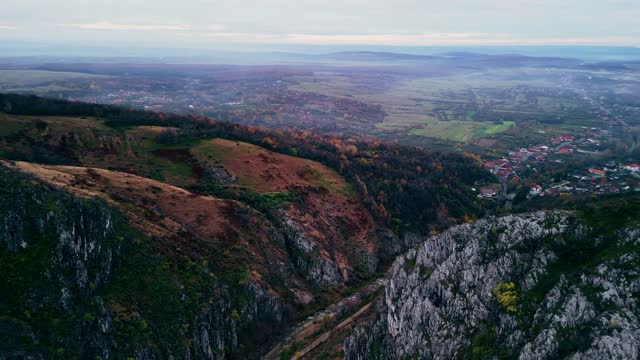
[0,164,287,359]
[344,211,640,359]
[0,157,416,359]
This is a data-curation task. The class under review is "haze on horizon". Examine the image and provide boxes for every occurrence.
[1,0,639,50]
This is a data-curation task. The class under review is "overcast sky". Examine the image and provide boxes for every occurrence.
[1,0,639,48]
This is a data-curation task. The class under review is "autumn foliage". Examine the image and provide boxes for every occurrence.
[0,93,493,232]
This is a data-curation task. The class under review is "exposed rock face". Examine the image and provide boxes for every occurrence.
[204,166,237,185]
[1,182,117,273]
[375,228,423,264]
[280,211,344,287]
[189,283,284,360]
[0,166,286,359]
[0,166,125,358]
[344,211,640,360]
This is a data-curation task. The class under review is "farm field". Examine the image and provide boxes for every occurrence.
[2,53,638,150]
[409,120,515,142]
[0,70,104,93]
[290,68,583,143]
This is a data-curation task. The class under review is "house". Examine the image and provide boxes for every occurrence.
[589,168,606,177]
[552,135,574,144]
[530,185,543,196]
[624,164,640,173]
[478,188,498,199]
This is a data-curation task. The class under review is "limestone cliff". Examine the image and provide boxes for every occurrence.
[345,211,640,359]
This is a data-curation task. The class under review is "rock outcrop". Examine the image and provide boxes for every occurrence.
[0,165,286,359]
[345,211,640,360]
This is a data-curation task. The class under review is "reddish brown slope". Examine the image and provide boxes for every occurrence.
[193,139,379,282]
[0,160,292,288]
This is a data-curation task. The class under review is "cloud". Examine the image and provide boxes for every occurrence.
[249,33,640,46]
[60,22,190,31]
[477,36,640,46]
[202,32,281,40]
[193,32,488,44]
[2,0,639,48]
[281,33,640,46]
[207,24,226,31]
[285,33,487,45]
[190,31,640,46]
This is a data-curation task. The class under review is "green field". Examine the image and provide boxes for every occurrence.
[0,70,105,93]
[409,120,515,142]
[483,121,516,135]
[0,70,103,84]
[290,68,580,143]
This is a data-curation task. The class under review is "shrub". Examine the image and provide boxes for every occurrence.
[493,282,518,313]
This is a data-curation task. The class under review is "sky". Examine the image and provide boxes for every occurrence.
[1,0,639,49]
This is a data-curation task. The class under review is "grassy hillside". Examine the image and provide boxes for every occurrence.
[192,138,355,197]
[0,94,493,233]
[0,106,387,357]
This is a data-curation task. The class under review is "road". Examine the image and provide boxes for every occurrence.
[263,279,384,360]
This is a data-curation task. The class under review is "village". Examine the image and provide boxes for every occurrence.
[532,161,640,197]
[476,70,640,201]
[481,128,640,199]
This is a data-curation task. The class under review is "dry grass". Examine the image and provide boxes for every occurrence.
[193,138,353,197]
[0,114,110,135]
[2,160,251,243]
